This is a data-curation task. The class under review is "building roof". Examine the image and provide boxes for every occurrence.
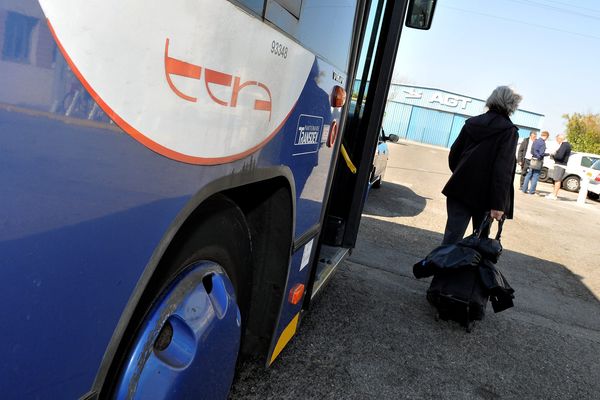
[387,83,544,129]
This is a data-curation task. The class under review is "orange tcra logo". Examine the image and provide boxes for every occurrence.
[164,39,272,120]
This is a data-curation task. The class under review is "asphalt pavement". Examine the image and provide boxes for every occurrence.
[230,141,600,400]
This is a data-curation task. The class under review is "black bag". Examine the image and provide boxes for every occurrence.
[460,215,504,263]
[413,215,501,278]
[413,244,481,278]
[425,215,497,332]
[529,158,543,170]
[426,266,488,332]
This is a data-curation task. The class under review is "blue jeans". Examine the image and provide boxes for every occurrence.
[521,168,540,194]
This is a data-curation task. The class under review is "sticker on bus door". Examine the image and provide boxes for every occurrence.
[39,0,315,164]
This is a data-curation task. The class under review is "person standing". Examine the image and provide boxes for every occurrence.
[441,86,521,245]
[521,131,549,195]
[517,131,537,187]
[546,134,572,200]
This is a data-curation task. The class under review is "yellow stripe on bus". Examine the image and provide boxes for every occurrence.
[269,313,299,365]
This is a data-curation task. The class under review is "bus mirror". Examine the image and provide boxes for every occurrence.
[405,0,437,30]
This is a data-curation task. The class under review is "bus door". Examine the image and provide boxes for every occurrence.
[307,0,436,300]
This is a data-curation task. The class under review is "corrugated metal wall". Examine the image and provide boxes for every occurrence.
[516,126,531,139]
[406,107,454,147]
[448,115,468,147]
[382,102,412,137]
[511,113,542,129]
[382,103,540,148]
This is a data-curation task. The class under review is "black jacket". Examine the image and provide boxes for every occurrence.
[517,137,530,165]
[553,141,572,165]
[442,110,519,218]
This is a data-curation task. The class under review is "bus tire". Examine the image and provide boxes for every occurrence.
[113,195,251,399]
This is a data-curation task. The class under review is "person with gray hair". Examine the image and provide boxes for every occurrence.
[441,86,522,244]
[485,85,523,116]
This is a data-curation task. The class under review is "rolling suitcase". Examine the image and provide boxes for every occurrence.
[425,215,501,332]
[426,266,488,332]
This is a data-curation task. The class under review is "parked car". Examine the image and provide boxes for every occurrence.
[370,129,399,188]
[539,152,600,191]
[585,159,600,200]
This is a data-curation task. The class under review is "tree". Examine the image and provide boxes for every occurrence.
[563,113,600,154]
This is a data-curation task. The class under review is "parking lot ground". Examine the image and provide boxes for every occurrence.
[230,141,600,400]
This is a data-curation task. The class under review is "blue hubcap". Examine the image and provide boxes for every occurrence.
[115,261,241,399]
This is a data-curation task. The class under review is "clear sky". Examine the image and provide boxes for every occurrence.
[394,0,600,135]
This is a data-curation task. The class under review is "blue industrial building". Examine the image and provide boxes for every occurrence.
[382,84,544,148]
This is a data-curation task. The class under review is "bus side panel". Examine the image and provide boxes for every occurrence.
[264,59,348,363]
[0,1,345,396]
[266,238,317,365]
[260,58,345,237]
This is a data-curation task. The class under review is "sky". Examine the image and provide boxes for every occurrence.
[394,0,600,135]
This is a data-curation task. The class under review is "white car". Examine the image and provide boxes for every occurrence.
[585,159,600,200]
[540,152,600,192]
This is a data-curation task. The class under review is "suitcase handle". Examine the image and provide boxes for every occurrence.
[476,213,505,240]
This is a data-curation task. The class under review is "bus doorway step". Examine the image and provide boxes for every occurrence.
[311,245,351,300]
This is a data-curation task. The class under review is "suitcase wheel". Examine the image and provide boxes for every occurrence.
[465,320,474,333]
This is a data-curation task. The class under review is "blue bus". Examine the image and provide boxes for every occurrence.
[0,0,435,398]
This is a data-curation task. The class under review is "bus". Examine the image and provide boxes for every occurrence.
[0,0,435,398]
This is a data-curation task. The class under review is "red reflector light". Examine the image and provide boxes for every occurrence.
[331,85,346,108]
[288,284,305,305]
[595,176,600,182]
[327,120,338,148]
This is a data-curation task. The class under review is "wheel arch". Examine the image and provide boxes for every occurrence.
[92,166,296,396]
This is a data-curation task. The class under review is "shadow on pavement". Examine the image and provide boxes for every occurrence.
[364,181,429,218]
[231,218,600,400]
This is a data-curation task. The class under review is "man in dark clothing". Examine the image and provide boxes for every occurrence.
[546,134,572,200]
[517,131,537,187]
[442,86,521,245]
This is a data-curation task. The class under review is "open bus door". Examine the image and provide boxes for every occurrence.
[307,0,437,302]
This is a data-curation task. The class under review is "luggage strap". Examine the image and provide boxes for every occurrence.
[475,213,505,240]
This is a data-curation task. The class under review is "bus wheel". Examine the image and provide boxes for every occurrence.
[114,197,251,399]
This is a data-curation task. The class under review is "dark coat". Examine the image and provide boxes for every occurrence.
[442,110,519,218]
[517,137,530,165]
[553,141,572,165]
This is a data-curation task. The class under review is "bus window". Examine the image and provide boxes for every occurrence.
[266,0,358,72]
[276,0,302,18]
[2,11,38,63]
[352,0,387,119]
[234,0,266,16]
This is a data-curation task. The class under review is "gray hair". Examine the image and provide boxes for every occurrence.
[485,86,522,116]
